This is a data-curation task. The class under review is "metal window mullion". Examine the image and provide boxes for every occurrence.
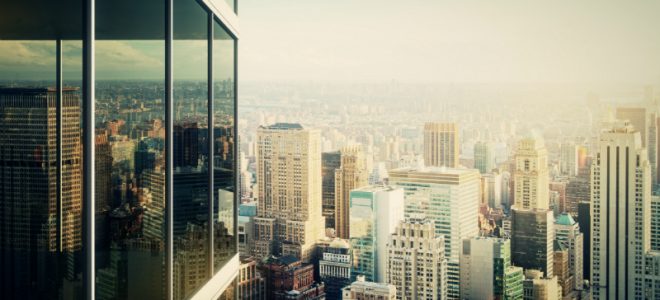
[207,11,215,278]
[233,37,238,257]
[165,0,174,298]
[56,39,62,253]
[82,0,96,297]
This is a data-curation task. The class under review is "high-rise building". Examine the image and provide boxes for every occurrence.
[482,172,503,209]
[254,123,325,261]
[424,122,459,168]
[510,137,555,278]
[390,166,480,299]
[522,270,561,300]
[576,201,591,281]
[553,243,571,296]
[652,195,660,251]
[643,251,660,299]
[555,213,584,290]
[259,256,326,300]
[591,121,651,299]
[0,0,240,297]
[474,141,494,174]
[616,107,647,146]
[560,143,578,177]
[387,219,447,300]
[349,185,404,282]
[238,256,266,300]
[513,137,550,211]
[341,276,396,300]
[335,146,368,239]
[649,112,657,184]
[460,237,524,300]
[322,151,341,230]
[565,174,590,217]
[0,88,82,298]
[319,238,352,300]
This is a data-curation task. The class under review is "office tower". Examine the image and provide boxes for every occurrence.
[644,251,660,299]
[616,107,647,146]
[565,174,590,217]
[254,123,325,261]
[335,146,368,239]
[482,172,503,209]
[369,161,389,185]
[522,270,562,300]
[423,122,459,168]
[341,276,396,300]
[259,256,326,299]
[238,256,266,300]
[349,185,404,282]
[322,151,341,230]
[510,137,555,278]
[652,195,660,251]
[560,143,578,177]
[649,113,657,184]
[174,123,199,168]
[513,137,550,210]
[576,201,591,281]
[0,87,82,298]
[390,167,480,299]
[591,121,652,299]
[657,116,660,185]
[460,237,524,300]
[553,244,571,296]
[1,0,239,298]
[319,238,352,300]
[474,141,494,173]
[387,219,447,300]
[555,213,584,290]
[549,181,567,213]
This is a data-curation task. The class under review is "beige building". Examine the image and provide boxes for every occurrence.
[387,218,447,300]
[423,122,459,168]
[253,123,325,262]
[523,270,561,300]
[335,145,368,239]
[342,276,396,300]
[513,137,550,211]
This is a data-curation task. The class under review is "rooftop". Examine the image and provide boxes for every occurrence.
[262,123,303,130]
[555,213,576,226]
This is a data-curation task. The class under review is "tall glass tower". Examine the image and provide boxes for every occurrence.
[0,0,239,299]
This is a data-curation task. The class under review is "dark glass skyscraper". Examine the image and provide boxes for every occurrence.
[0,0,239,299]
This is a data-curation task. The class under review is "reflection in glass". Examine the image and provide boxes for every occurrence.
[0,40,83,299]
[213,20,237,273]
[173,0,210,298]
[94,0,166,297]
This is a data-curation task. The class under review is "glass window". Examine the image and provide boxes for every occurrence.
[0,2,84,298]
[213,19,237,273]
[95,0,166,299]
[173,0,210,298]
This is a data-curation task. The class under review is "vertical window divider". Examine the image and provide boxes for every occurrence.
[165,0,174,298]
[208,11,215,278]
[233,38,238,256]
[82,0,96,297]
[56,38,62,254]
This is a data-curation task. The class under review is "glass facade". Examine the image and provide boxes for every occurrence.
[0,0,238,299]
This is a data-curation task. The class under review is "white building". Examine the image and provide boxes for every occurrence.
[387,219,447,299]
[591,120,651,299]
[342,275,396,300]
[389,166,480,299]
[349,185,404,282]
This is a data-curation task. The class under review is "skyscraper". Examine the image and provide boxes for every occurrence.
[509,136,555,278]
[591,121,651,299]
[513,137,549,211]
[555,213,584,290]
[335,145,368,239]
[460,237,524,300]
[616,107,647,146]
[423,122,459,168]
[474,141,494,174]
[390,166,480,299]
[254,123,325,261]
[387,218,447,300]
[322,151,341,230]
[0,88,82,298]
[319,238,352,300]
[349,185,404,282]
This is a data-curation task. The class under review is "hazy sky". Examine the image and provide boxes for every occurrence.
[240,0,660,84]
